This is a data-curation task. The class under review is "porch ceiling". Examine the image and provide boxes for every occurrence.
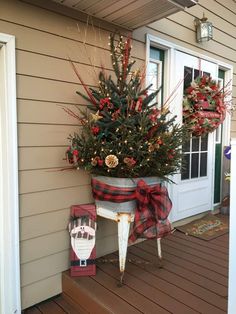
[50,0,198,30]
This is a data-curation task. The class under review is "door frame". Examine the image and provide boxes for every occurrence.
[146,34,233,220]
[0,33,21,313]
[146,34,232,146]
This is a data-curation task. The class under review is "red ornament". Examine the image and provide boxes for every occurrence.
[99,98,113,110]
[73,149,79,156]
[97,159,104,166]
[91,125,100,135]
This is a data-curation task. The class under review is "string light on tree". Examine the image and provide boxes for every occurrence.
[66,33,186,178]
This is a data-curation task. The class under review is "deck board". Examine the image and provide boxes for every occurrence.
[171,231,229,254]
[127,245,227,313]
[24,230,228,314]
[94,264,170,314]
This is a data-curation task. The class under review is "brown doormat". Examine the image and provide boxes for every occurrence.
[176,213,229,241]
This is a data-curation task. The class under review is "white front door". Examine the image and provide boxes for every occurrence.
[170,51,218,222]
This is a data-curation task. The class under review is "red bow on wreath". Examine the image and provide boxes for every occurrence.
[91,178,172,243]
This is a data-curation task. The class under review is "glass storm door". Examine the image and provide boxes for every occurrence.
[170,51,218,222]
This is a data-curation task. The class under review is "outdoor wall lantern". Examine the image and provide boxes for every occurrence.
[195,13,213,43]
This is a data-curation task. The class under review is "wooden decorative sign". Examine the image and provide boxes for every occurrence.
[69,204,97,276]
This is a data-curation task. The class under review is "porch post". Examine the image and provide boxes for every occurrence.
[0,33,21,313]
[228,138,236,314]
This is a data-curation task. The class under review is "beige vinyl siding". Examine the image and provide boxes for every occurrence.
[0,0,145,309]
[1,0,236,309]
[133,0,236,136]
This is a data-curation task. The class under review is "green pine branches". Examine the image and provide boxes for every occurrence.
[66,33,186,179]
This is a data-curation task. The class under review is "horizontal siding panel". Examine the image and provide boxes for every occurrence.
[17,73,151,105]
[16,50,143,86]
[21,218,117,263]
[96,217,117,240]
[96,234,119,258]
[17,75,84,104]
[215,0,236,14]
[21,230,69,264]
[168,12,236,52]
[231,120,236,131]
[21,250,70,287]
[18,146,69,170]
[148,18,236,63]
[20,208,70,240]
[21,273,62,309]
[16,50,108,86]
[19,168,89,194]
[21,209,117,243]
[0,19,112,67]
[233,88,236,98]
[18,100,82,125]
[18,124,80,147]
[133,26,236,69]
[20,185,93,217]
[199,0,236,26]
[188,2,236,36]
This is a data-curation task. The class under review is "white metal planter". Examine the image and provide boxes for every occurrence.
[93,175,164,285]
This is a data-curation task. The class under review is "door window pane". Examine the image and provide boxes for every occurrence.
[201,136,208,151]
[181,154,190,180]
[184,66,193,91]
[200,152,207,177]
[191,153,199,178]
[194,69,201,79]
[147,62,158,90]
[203,71,210,77]
[192,137,200,152]
[181,65,209,181]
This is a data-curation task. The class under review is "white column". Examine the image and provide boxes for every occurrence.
[228,138,236,314]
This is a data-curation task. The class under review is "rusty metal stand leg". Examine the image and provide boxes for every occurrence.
[117,213,131,286]
[157,238,163,268]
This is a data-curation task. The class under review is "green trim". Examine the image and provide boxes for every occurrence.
[214,69,225,204]
[214,143,222,203]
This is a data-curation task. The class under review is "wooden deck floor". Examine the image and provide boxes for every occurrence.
[24,230,229,314]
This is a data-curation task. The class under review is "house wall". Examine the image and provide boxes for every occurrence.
[133,0,236,137]
[0,0,235,310]
[0,0,145,309]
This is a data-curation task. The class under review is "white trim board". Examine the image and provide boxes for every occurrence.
[228,139,236,314]
[0,33,21,313]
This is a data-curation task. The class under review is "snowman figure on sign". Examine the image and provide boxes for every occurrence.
[69,215,96,267]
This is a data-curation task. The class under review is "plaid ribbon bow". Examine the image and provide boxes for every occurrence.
[92,178,172,242]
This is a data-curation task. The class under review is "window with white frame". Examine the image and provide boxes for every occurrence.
[147,47,165,107]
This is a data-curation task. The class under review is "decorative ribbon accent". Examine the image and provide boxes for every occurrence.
[91,178,172,242]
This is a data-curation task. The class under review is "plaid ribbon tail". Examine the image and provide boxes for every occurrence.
[129,180,172,243]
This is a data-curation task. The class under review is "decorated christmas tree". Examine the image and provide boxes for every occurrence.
[66,33,186,179]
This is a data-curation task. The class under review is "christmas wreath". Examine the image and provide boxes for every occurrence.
[183,75,227,136]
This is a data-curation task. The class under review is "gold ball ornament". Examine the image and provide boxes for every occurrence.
[105,154,119,168]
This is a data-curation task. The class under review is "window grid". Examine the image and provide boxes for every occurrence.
[182,136,208,180]
[182,65,209,181]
